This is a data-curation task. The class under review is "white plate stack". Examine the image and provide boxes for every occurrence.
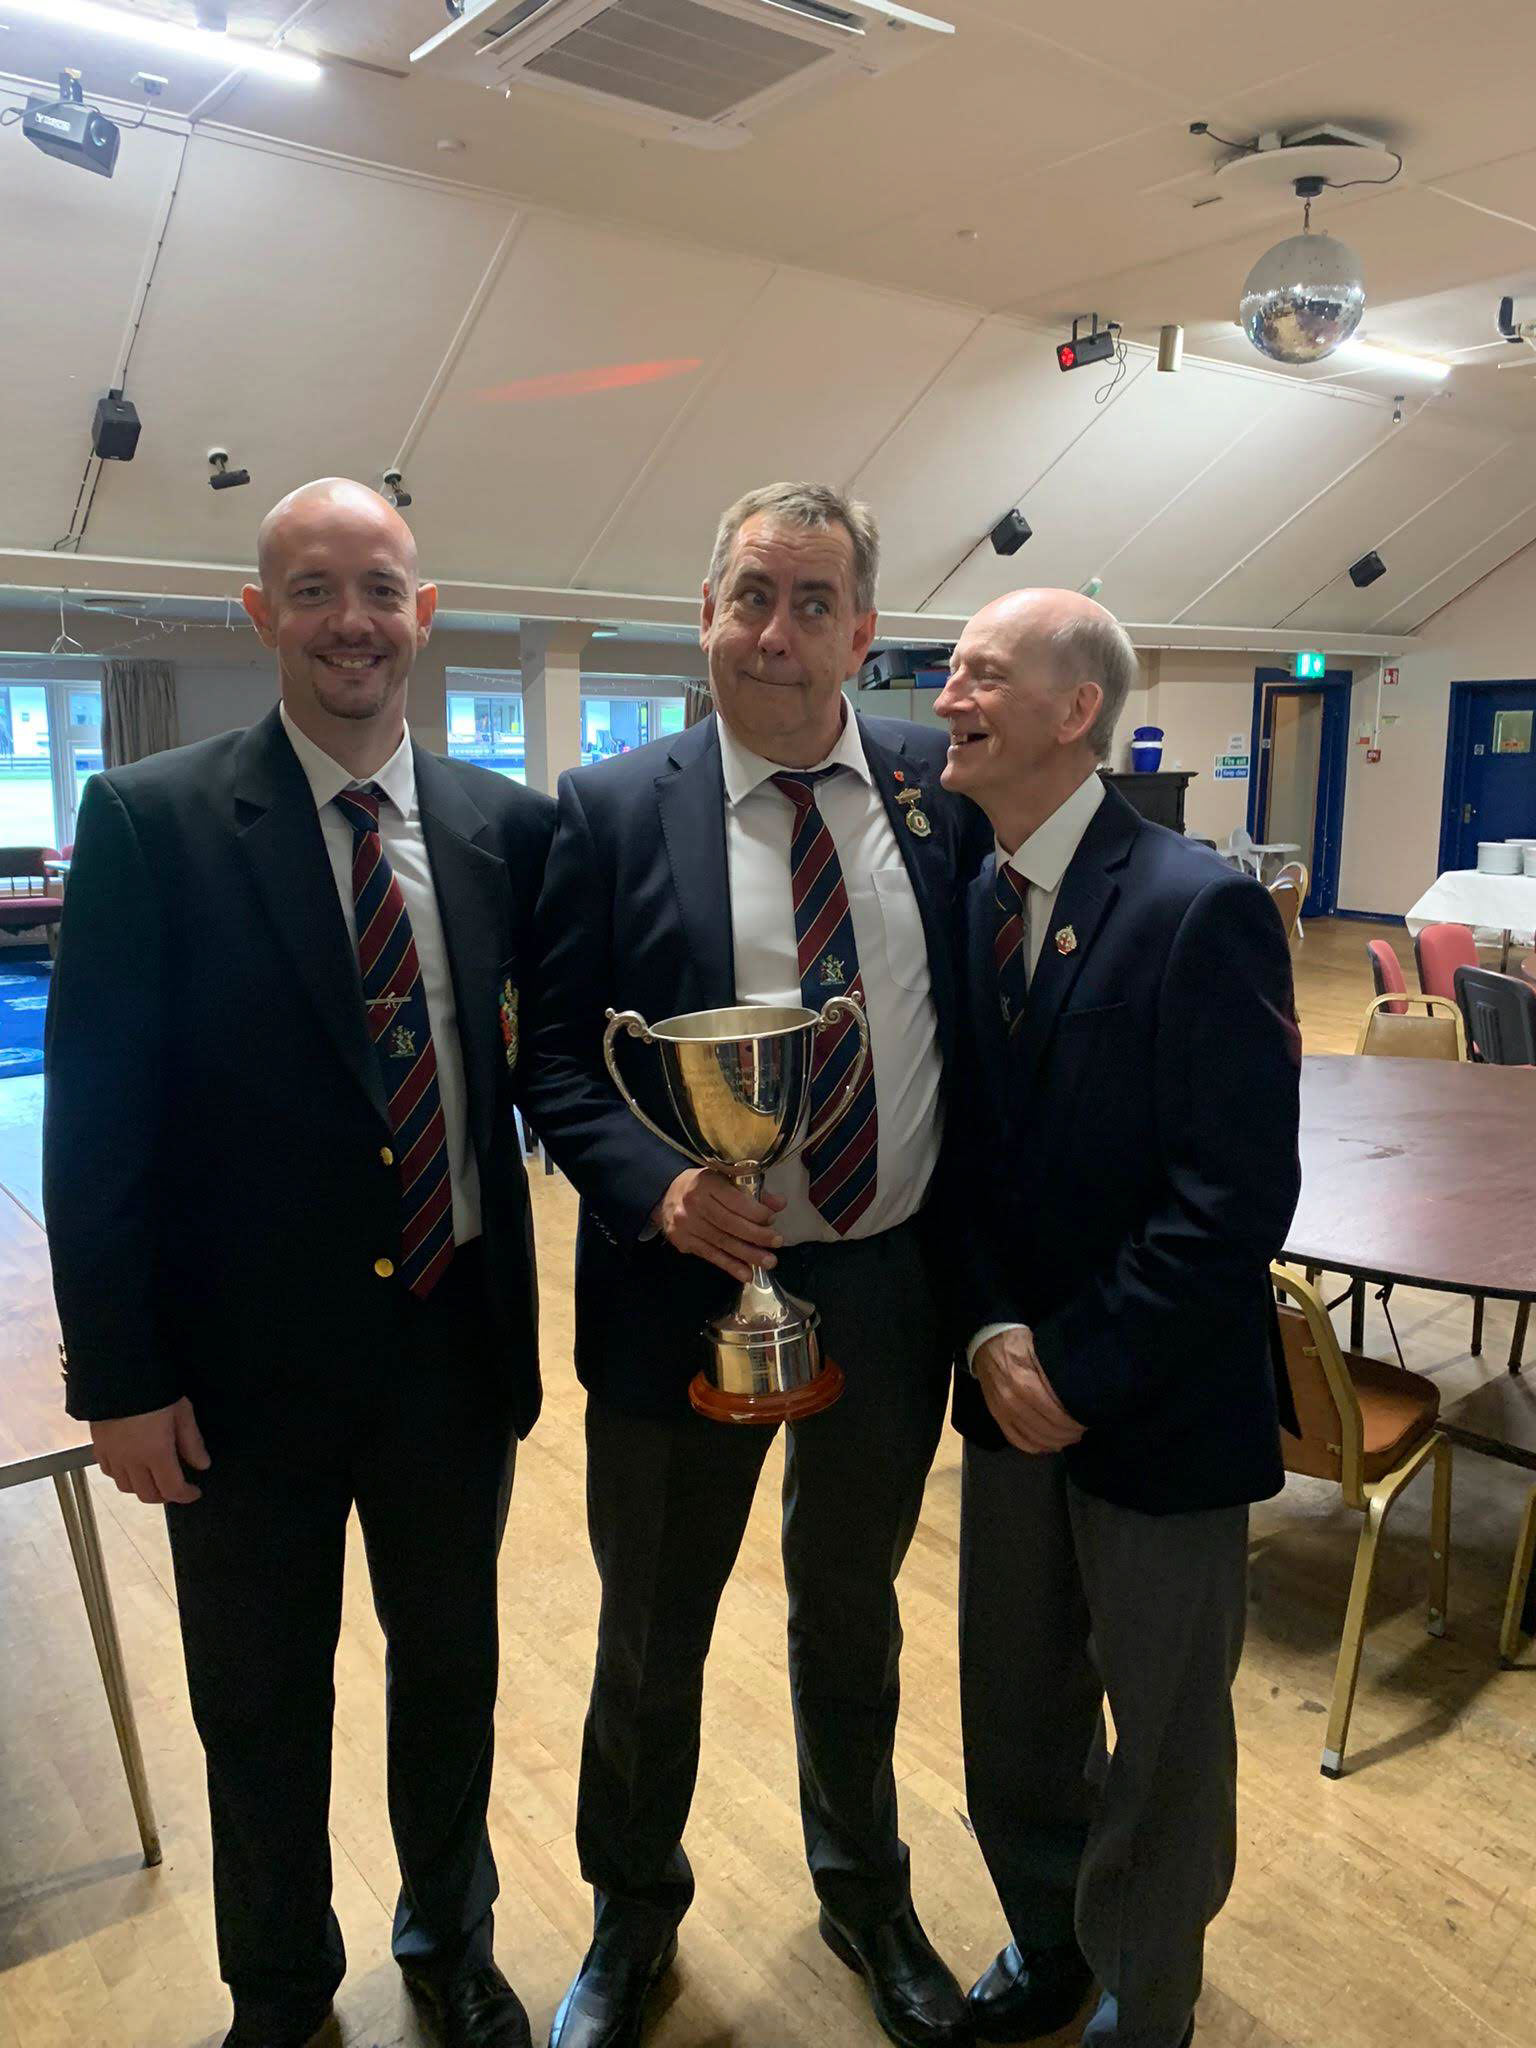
[1477,842,1523,874]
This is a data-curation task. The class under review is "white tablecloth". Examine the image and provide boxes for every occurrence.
[1404,870,1536,944]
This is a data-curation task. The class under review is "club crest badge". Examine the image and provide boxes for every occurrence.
[389,1023,417,1060]
[818,954,846,988]
[895,784,932,839]
[1055,926,1078,956]
[499,978,519,1071]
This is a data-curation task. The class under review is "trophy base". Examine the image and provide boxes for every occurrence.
[688,1360,845,1425]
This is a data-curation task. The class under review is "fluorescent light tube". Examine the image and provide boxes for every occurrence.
[2,0,322,82]
[1333,339,1450,380]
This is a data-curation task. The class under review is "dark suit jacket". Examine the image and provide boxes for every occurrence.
[518,709,989,1418]
[43,704,557,1442]
[950,784,1302,1514]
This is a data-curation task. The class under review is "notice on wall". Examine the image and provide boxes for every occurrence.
[1214,752,1250,782]
[1227,732,1247,751]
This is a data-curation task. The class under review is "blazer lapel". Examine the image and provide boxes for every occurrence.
[1014,785,1139,1086]
[233,706,388,1126]
[655,715,735,1010]
[857,714,960,1058]
[414,747,506,1170]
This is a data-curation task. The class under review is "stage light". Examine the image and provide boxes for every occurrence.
[1056,317,1117,372]
[2,2,322,83]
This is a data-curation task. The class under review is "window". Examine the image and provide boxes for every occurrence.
[445,678,689,782]
[446,686,526,784]
[0,675,102,848]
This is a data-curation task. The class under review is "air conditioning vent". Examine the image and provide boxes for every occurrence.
[411,0,952,148]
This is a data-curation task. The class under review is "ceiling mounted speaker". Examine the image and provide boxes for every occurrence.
[989,510,1032,556]
[1348,550,1386,588]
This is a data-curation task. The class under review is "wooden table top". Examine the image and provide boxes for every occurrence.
[1286,1054,1536,1301]
[0,1181,90,1490]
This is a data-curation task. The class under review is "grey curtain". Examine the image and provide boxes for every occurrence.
[102,659,180,768]
[683,680,713,729]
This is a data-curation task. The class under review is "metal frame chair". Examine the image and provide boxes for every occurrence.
[1271,1265,1451,1777]
[1353,992,1466,1060]
[1268,862,1308,946]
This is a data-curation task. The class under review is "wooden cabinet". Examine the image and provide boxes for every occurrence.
[1101,770,1197,834]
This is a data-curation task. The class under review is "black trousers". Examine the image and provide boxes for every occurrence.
[576,1220,949,1954]
[165,1247,518,2020]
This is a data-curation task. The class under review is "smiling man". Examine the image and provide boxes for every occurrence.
[932,589,1301,2048]
[43,479,557,2048]
[523,483,987,2048]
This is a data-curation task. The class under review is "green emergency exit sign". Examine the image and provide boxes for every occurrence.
[1293,650,1326,679]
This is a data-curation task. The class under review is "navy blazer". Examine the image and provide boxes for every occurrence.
[520,708,990,1417]
[44,705,556,1441]
[950,784,1302,1514]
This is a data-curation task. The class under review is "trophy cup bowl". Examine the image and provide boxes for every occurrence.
[602,999,871,1423]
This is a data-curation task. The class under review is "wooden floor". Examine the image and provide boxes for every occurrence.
[5,918,1536,2048]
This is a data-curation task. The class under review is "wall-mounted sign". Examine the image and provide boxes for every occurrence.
[1383,665,1399,686]
[1293,650,1326,679]
[1214,752,1250,781]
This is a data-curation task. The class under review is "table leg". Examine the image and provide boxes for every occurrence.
[53,1468,163,1868]
[1349,1279,1366,1352]
[1472,1295,1485,1357]
[1501,929,1512,972]
[1512,1301,1531,1378]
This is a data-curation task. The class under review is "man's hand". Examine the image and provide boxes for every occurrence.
[653,1168,786,1283]
[974,1328,1084,1455]
[91,1397,211,1506]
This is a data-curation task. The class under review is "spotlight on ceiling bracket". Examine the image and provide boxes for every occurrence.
[989,509,1032,556]
[1056,315,1118,372]
[382,468,413,510]
[1348,549,1386,589]
[208,448,250,491]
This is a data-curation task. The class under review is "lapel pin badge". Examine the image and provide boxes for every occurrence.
[1055,925,1078,955]
[895,784,932,838]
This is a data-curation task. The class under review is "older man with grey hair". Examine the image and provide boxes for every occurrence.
[526,482,989,2048]
[932,591,1301,2048]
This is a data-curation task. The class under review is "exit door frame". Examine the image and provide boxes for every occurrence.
[1438,678,1536,874]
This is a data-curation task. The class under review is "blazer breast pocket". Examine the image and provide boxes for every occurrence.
[870,866,931,994]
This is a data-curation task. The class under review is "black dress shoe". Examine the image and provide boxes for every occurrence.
[222,2004,337,2048]
[818,1905,973,2048]
[403,1961,533,2048]
[967,1942,1094,2043]
[547,1934,678,2048]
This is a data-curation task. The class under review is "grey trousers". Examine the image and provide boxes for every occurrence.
[959,1443,1248,2048]
[576,1220,949,1953]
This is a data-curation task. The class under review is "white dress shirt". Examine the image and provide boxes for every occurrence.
[969,770,1105,1364]
[718,707,942,1244]
[280,706,481,1244]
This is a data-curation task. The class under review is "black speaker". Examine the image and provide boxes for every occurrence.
[1348,550,1386,589]
[92,390,141,462]
[990,509,1033,556]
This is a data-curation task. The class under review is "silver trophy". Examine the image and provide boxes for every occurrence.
[602,1000,871,1423]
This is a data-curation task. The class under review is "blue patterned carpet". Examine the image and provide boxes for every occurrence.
[0,963,51,1079]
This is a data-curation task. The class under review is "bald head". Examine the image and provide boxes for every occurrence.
[241,477,436,771]
[934,586,1139,844]
[255,477,417,593]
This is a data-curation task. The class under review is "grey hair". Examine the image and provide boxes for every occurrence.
[1049,610,1139,761]
[708,481,880,615]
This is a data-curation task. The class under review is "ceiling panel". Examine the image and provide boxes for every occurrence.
[77,137,517,562]
[0,118,184,549]
[406,212,772,586]
[1284,447,1536,631]
[1183,415,1481,626]
[1379,506,1536,632]
[585,271,979,598]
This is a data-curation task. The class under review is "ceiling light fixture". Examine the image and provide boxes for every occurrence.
[1332,338,1450,381]
[1,1,323,83]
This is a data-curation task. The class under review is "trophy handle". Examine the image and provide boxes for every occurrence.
[795,994,871,1158]
[602,1008,714,1169]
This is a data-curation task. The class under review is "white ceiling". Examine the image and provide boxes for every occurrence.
[2,0,1536,639]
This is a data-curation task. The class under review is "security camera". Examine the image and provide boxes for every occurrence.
[1497,295,1536,349]
[208,449,250,491]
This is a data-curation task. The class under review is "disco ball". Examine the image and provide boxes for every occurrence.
[1239,230,1365,364]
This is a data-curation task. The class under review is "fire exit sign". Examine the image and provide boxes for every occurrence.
[1293,650,1326,679]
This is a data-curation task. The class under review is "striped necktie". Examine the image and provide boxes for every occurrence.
[770,767,878,1236]
[332,785,455,1300]
[994,859,1030,1036]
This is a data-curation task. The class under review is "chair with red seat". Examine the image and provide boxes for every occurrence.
[1414,921,1479,1001]
[1366,939,1408,1015]
[0,846,64,955]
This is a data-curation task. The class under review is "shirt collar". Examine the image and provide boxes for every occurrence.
[717,697,871,809]
[1002,771,1106,894]
[280,703,416,821]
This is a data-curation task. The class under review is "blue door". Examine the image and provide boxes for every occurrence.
[1440,681,1536,871]
[1249,668,1353,917]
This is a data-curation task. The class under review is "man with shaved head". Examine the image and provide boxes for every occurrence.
[44,479,556,2048]
[932,592,1301,2048]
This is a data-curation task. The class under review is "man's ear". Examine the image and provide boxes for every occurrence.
[1060,679,1104,748]
[699,578,715,651]
[241,583,277,648]
[415,581,439,644]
